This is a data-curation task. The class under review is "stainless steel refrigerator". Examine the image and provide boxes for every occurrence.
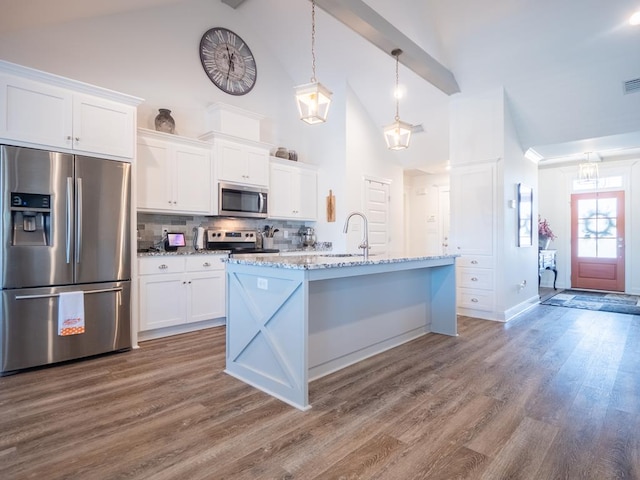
[1,145,131,374]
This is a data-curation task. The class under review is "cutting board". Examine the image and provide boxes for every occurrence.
[326,190,336,222]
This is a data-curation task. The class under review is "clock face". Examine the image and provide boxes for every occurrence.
[199,27,257,95]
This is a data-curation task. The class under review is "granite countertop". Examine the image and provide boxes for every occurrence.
[137,248,230,257]
[224,253,458,270]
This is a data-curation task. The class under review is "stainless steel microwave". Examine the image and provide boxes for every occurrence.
[218,182,268,218]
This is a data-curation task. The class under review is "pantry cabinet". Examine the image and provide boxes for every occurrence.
[0,60,141,160]
[137,128,213,214]
[268,158,318,221]
[138,255,226,332]
[450,162,496,317]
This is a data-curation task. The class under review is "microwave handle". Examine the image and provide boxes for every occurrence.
[258,192,265,213]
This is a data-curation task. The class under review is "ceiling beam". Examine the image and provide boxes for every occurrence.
[315,0,460,95]
[221,0,247,9]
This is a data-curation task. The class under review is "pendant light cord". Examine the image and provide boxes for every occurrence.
[392,49,402,121]
[311,0,317,83]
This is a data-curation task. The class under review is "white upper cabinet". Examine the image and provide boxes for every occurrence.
[137,129,213,215]
[268,158,318,221]
[0,60,142,160]
[215,138,269,187]
[71,94,135,158]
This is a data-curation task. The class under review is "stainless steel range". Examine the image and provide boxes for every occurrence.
[206,229,279,255]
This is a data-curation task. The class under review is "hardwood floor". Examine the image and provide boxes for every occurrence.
[1,304,639,479]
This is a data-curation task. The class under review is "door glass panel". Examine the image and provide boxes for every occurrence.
[598,239,618,258]
[576,197,619,258]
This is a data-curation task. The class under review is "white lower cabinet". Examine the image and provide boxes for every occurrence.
[138,255,226,332]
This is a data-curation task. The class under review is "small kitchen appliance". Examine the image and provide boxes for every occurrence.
[164,232,185,252]
[298,226,316,247]
[206,229,279,255]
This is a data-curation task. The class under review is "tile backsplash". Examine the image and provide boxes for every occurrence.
[137,213,315,251]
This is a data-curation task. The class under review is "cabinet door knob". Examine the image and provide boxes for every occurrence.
[471,260,478,264]
[471,277,478,281]
[75,137,80,142]
[471,298,479,303]
[159,264,168,269]
[66,135,72,141]
[203,262,211,267]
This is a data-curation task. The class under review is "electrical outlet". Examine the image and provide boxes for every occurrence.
[257,278,268,290]
[284,230,289,239]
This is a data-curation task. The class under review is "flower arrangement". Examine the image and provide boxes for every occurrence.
[538,216,556,240]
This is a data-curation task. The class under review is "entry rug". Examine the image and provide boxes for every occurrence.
[541,289,640,315]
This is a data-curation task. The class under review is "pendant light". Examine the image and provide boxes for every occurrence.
[578,151,599,183]
[383,49,412,150]
[294,0,332,124]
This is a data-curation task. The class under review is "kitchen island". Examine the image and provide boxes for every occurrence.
[224,253,458,410]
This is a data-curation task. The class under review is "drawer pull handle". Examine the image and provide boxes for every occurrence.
[471,298,479,303]
[203,262,211,267]
[471,260,478,264]
[471,277,478,281]
[159,264,168,269]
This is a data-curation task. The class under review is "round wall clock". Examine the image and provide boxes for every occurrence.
[199,27,257,96]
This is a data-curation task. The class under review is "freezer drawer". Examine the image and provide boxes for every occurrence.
[1,281,131,373]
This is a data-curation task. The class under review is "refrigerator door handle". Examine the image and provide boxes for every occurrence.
[15,287,124,300]
[66,177,73,264]
[76,177,83,264]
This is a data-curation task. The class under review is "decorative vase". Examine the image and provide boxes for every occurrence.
[154,108,175,134]
[539,235,551,250]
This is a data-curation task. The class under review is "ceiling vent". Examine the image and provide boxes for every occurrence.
[623,78,640,94]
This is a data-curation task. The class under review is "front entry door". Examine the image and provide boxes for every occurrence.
[571,191,625,291]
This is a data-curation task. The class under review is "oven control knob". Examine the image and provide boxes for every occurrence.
[216,232,221,237]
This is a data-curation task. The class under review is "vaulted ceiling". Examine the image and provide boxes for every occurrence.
[2,0,639,172]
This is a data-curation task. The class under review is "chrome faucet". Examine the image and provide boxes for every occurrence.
[343,211,369,260]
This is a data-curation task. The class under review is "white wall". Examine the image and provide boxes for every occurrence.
[0,0,308,149]
[345,85,405,254]
[499,95,538,315]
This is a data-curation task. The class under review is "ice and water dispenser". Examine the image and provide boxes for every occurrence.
[10,192,51,246]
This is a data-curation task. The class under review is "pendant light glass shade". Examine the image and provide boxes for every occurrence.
[384,49,412,149]
[294,0,331,124]
[384,119,412,150]
[295,81,332,124]
[578,152,599,183]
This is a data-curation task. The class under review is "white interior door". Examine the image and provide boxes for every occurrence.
[364,179,390,255]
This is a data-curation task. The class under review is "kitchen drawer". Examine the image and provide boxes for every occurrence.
[185,255,226,272]
[456,255,493,269]
[457,289,494,312]
[138,256,185,275]
[457,267,493,290]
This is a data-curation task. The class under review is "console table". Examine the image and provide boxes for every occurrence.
[539,249,557,289]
